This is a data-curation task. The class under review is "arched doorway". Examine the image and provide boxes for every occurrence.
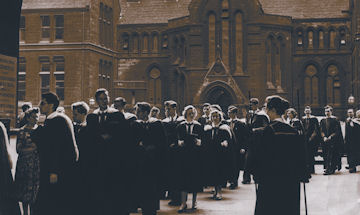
[204,86,234,112]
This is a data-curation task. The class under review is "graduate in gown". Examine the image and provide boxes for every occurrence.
[161,100,183,206]
[85,89,134,215]
[71,101,90,214]
[226,105,249,189]
[301,106,321,175]
[251,95,308,215]
[198,103,211,128]
[203,109,232,200]
[36,92,79,215]
[244,98,269,184]
[0,120,20,215]
[176,105,204,213]
[133,102,166,215]
[319,105,343,175]
[345,109,360,173]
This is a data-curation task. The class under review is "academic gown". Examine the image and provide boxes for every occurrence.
[202,124,232,186]
[319,117,343,172]
[161,116,184,192]
[35,112,79,215]
[0,122,20,215]
[227,118,250,182]
[85,108,135,215]
[301,116,321,174]
[133,118,166,213]
[176,121,204,192]
[345,118,360,168]
[252,121,307,215]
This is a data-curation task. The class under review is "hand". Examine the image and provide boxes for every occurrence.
[323,137,328,142]
[50,173,58,184]
[195,139,201,146]
[138,141,144,147]
[169,143,176,148]
[221,140,228,147]
[178,140,184,147]
[240,149,246,154]
[101,134,111,141]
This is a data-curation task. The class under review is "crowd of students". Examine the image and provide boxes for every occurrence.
[4,88,356,215]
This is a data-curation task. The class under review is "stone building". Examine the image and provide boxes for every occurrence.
[19,0,360,118]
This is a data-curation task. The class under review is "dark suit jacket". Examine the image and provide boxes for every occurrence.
[301,116,320,144]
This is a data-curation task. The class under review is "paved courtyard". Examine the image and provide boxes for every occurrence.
[7,137,360,215]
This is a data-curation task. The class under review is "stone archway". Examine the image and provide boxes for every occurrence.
[204,86,234,112]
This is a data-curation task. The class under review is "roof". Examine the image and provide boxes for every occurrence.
[258,0,349,19]
[22,0,90,10]
[119,0,192,24]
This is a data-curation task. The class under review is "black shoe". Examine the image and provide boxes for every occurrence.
[177,205,187,213]
[168,201,181,206]
[242,180,250,184]
[349,168,356,173]
[229,183,238,190]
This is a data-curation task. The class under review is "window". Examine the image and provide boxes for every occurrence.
[340,29,346,46]
[20,16,25,42]
[122,33,129,50]
[55,61,65,100]
[297,31,303,46]
[235,12,243,74]
[54,15,64,40]
[152,34,159,53]
[99,3,104,45]
[304,65,319,105]
[99,3,113,48]
[41,15,50,40]
[40,63,50,94]
[319,30,324,49]
[208,13,216,65]
[326,65,341,105]
[266,36,275,89]
[98,60,112,89]
[148,67,161,105]
[329,30,336,49]
[18,58,26,101]
[307,31,313,49]
[142,34,149,53]
[162,34,168,49]
[132,34,139,53]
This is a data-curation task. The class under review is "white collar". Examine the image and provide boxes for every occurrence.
[274,118,284,123]
[47,111,58,120]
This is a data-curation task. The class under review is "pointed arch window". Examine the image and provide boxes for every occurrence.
[235,12,243,74]
[329,30,336,49]
[142,34,149,53]
[148,67,161,105]
[307,31,313,49]
[326,65,341,105]
[304,65,319,105]
[319,30,324,49]
[132,34,139,53]
[266,36,275,89]
[152,34,159,53]
[208,13,216,65]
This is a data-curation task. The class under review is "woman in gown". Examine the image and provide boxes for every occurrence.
[176,105,204,213]
[203,109,232,200]
[251,95,308,215]
[14,107,41,215]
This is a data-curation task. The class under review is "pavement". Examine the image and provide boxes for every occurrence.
[7,136,360,215]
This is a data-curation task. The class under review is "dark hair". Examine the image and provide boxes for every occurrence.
[42,92,59,111]
[164,100,177,108]
[95,88,109,100]
[266,95,289,116]
[114,97,127,107]
[250,98,259,105]
[21,102,32,112]
[211,104,222,112]
[228,105,238,114]
[136,102,151,114]
[24,107,39,120]
[71,101,90,115]
[287,108,297,118]
[150,106,160,114]
[324,105,333,111]
[202,103,211,108]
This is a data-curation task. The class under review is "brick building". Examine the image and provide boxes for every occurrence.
[20,0,360,118]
